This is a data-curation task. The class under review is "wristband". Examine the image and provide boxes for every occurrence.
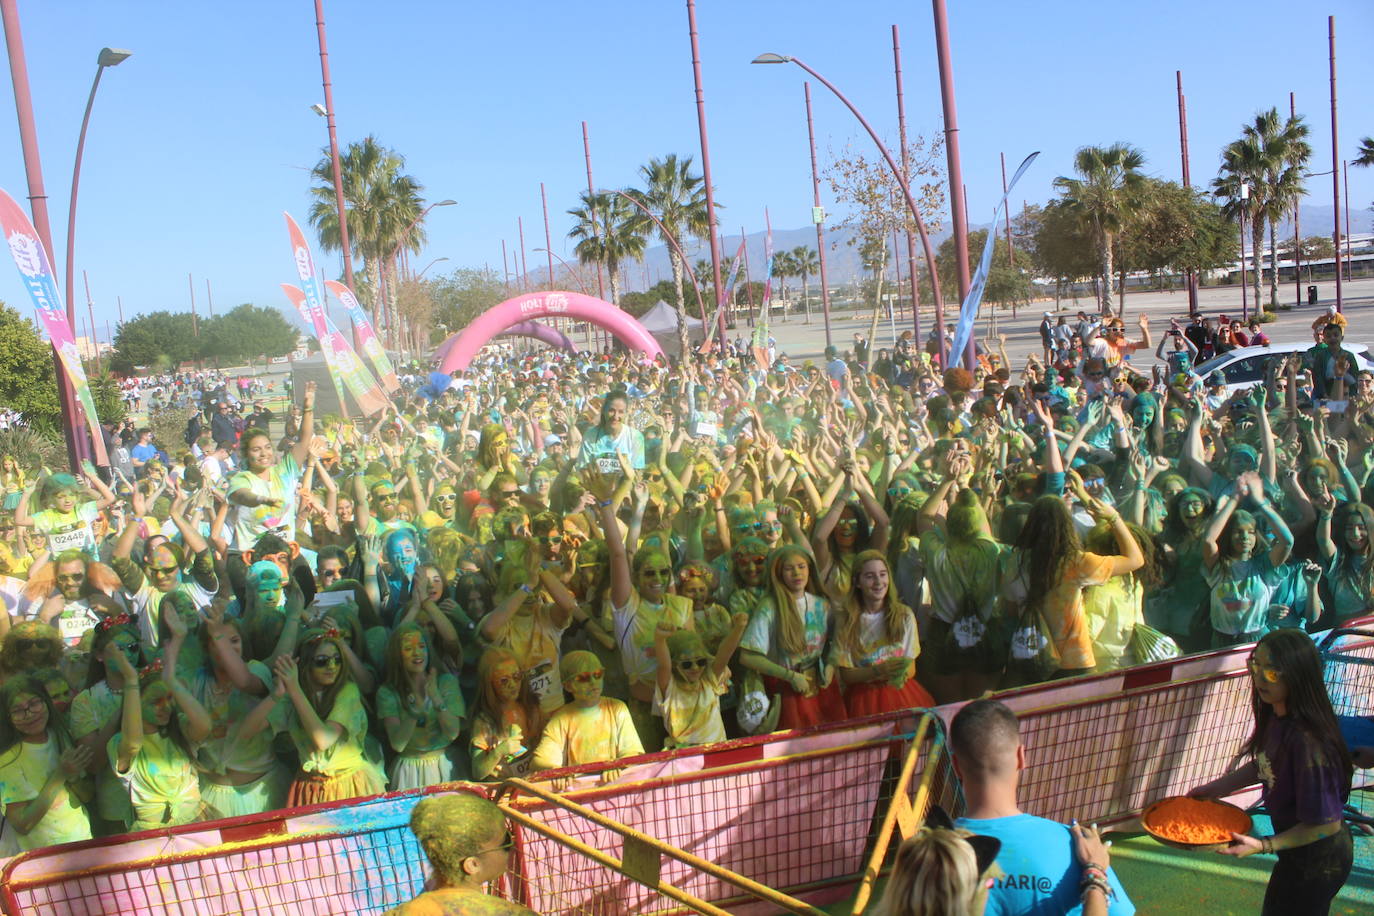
[599,499,612,508]
[1262,836,1275,854]
[519,583,533,594]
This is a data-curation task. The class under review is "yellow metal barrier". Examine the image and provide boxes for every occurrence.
[849,712,947,915]
[499,777,831,916]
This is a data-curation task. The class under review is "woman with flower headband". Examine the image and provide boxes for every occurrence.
[70,616,143,834]
[0,674,94,850]
[239,627,385,805]
[107,615,213,830]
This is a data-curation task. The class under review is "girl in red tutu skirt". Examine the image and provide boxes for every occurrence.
[830,550,934,716]
[739,545,847,730]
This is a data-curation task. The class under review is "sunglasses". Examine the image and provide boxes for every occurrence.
[436,493,457,502]
[147,565,179,576]
[569,670,604,684]
[836,518,860,529]
[9,698,44,717]
[1247,657,1280,684]
[14,638,45,652]
[499,490,520,499]
[313,654,343,669]
[373,493,397,503]
[1085,371,1106,379]
[539,535,564,545]
[476,831,515,856]
[676,658,709,670]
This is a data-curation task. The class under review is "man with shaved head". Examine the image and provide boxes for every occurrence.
[951,699,1134,915]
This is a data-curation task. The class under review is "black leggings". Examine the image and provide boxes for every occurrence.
[1262,824,1353,916]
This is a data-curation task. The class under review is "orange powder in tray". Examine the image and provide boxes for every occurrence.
[1145,797,1248,845]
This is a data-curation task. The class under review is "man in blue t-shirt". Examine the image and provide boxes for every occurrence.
[952,699,1135,915]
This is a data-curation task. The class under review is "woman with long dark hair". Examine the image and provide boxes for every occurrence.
[240,629,385,805]
[1190,629,1353,914]
[0,675,93,849]
[1313,497,1374,625]
[1004,473,1143,681]
[377,622,464,790]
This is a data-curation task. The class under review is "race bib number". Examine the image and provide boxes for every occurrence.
[58,607,96,646]
[48,526,93,555]
[692,421,717,438]
[526,661,555,702]
[596,456,621,475]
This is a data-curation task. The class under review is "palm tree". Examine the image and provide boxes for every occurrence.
[309,136,424,346]
[568,191,646,307]
[634,155,712,357]
[1355,137,1374,167]
[1053,143,1148,317]
[1213,109,1310,312]
[791,246,819,324]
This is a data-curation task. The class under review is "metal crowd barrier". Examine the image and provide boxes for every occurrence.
[3,620,1369,915]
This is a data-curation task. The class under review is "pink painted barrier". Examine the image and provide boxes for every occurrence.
[4,623,1370,915]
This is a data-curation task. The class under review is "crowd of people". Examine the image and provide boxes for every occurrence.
[0,306,1367,912]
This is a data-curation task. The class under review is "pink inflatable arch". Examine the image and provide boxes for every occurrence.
[437,291,664,373]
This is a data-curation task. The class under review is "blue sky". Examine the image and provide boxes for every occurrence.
[0,0,1370,344]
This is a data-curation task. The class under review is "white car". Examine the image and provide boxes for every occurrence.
[1190,342,1373,397]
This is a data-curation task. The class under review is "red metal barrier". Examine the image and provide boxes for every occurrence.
[4,623,1369,915]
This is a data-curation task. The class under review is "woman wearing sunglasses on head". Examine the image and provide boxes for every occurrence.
[240,628,386,805]
[1188,629,1353,915]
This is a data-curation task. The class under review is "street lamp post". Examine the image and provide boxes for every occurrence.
[385,199,455,349]
[416,257,448,279]
[2,0,96,468]
[65,47,130,340]
[752,53,950,367]
[802,82,833,349]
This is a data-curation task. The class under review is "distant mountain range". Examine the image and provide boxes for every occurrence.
[524,201,1371,293]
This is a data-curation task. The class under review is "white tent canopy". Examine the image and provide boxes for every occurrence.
[637,299,703,334]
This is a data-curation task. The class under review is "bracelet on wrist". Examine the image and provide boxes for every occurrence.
[519,583,533,594]
[599,499,612,508]
[1262,836,1275,854]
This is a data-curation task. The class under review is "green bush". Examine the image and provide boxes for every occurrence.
[1254,310,1277,324]
[0,427,66,472]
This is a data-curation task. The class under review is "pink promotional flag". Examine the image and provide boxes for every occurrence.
[0,189,108,465]
[283,214,389,416]
[324,279,399,393]
[281,284,387,417]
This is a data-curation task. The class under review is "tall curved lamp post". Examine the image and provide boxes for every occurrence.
[416,256,448,279]
[65,47,131,342]
[752,52,958,368]
[382,198,455,348]
[534,247,594,295]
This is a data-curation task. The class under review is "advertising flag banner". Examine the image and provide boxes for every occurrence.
[0,189,108,465]
[948,152,1039,362]
[751,222,775,371]
[282,284,386,416]
[284,214,389,415]
[324,279,399,393]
